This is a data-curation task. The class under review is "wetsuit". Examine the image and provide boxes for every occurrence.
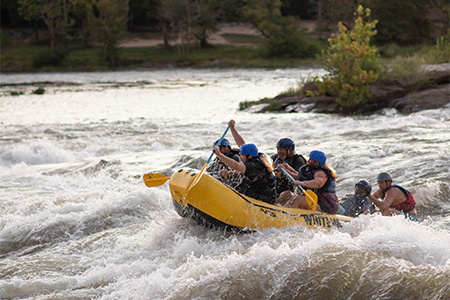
[340,194,374,217]
[298,165,339,214]
[271,153,306,195]
[235,155,276,204]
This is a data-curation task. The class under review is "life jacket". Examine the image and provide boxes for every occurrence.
[298,164,336,194]
[272,154,306,194]
[387,184,416,213]
[237,154,275,204]
[259,153,274,173]
[273,154,306,170]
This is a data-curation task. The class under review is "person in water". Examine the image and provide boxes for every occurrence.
[212,120,276,204]
[338,180,375,217]
[271,138,306,196]
[277,150,339,214]
[368,172,418,221]
[206,138,240,173]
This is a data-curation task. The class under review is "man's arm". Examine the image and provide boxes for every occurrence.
[368,189,396,215]
[214,146,246,173]
[294,170,327,189]
[228,119,245,147]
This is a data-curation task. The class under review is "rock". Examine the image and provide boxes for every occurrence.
[388,84,450,114]
[421,63,450,84]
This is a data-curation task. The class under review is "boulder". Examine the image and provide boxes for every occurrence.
[388,84,450,114]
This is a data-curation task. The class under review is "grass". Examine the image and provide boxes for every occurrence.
[0,42,319,72]
[1,32,447,73]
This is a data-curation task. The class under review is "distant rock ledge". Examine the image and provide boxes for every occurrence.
[245,63,450,115]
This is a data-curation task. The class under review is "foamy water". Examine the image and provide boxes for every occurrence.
[1,69,449,299]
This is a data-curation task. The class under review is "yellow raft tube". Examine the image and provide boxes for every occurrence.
[169,169,353,231]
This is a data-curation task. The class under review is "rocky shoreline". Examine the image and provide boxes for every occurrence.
[245,63,449,115]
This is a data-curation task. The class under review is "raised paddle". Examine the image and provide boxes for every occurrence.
[143,173,170,187]
[188,124,231,191]
[279,166,318,210]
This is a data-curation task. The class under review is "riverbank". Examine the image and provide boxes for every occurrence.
[0,23,321,72]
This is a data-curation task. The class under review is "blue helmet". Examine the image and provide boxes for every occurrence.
[355,180,372,194]
[214,138,230,147]
[309,150,326,165]
[276,138,295,150]
[239,143,258,157]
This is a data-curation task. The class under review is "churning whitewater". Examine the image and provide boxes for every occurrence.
[1,68,449,300]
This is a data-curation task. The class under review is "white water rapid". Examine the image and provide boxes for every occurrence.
[1,68,449,299]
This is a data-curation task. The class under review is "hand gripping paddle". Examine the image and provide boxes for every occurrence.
[279,166,318,210]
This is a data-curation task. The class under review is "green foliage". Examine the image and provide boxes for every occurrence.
[380,56,431,91]
[32,48,67,68]
[32,87,45,94]
[243,0,319,58]
[363,0,447,45]
[315,5,381,108]
[87,0,129,66]
[421,32,450,64]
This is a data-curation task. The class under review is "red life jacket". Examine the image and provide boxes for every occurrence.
[387,184,416,213]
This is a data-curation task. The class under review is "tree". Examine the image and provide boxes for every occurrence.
[243,0,318,58]
[87,0,129,65]
[18,0,72,53]
[157,0,219,53]
[361,0,449,45]
[313,5,381,108]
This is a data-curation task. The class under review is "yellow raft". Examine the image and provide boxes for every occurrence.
[169,169,353,231]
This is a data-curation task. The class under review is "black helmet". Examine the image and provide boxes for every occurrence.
[355,180,372,194]
[377,172,392,182]
[276,138,295,150]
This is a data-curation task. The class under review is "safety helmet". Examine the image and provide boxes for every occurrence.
[214,138,230,147]
[276,138,295,150]
[309,150,326,165]
[377,172,392,182]
[239,143,258,157]
[355,180,372,194]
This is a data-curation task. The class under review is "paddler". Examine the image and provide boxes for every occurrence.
[206,138,240,173]
[271,138,307,196]
[212,120,276,204]
[277,150,339,214]
[368,172,418,221]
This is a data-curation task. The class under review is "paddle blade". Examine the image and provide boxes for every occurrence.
[143,173,170,187]
[304,190,318,211]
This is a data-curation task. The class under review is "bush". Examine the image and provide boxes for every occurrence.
[314,5,381,108]
[32,48,67,68]
[421,32,450,64]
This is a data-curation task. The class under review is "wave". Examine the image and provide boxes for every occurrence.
[0,140,76,167]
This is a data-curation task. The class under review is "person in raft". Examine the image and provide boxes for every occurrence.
[206,138,240,173]
[368,172,418,221]
[271,138,307,196]
[277,150,339,214]
[212,120,276,204]
[337,180,375,217]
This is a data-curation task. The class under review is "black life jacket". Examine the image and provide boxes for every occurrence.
[298,164,336,194]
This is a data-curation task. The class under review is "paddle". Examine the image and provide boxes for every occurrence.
[143,173,170,187]
[188,124,231,191]
[279,166,318,210]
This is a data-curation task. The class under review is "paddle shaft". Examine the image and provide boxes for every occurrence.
[188,124,231,190]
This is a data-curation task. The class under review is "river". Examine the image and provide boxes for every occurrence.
[1,68,449,299]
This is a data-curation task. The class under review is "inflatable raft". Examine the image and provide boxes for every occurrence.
[169,169,353,231]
